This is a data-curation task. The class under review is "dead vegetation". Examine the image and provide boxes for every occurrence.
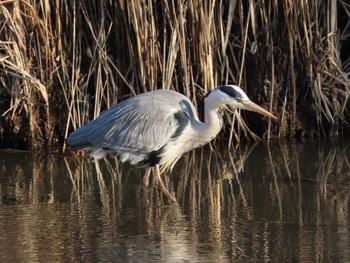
[0,0,349,149]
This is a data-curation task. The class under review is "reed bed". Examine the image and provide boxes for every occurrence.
[0,0,349,149]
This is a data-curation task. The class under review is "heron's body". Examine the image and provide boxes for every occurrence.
[66,85,276,203]
[67,89,226,170]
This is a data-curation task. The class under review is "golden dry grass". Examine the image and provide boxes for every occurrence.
[0,0,349,149]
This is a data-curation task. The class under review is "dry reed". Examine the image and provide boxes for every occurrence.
[0,0,349,149]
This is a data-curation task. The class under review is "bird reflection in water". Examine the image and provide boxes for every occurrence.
[64,141,256,212]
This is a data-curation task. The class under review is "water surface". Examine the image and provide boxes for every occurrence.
[0,139,349,262]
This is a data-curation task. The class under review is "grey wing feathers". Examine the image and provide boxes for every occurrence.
[66,90,192,154]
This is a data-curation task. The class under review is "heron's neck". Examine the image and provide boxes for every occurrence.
[193,98,223,145]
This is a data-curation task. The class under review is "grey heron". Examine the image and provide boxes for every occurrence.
[66,85,276,203]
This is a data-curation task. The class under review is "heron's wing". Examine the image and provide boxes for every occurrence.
[66,91,192,153]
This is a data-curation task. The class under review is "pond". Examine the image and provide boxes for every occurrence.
[0,139,349,262]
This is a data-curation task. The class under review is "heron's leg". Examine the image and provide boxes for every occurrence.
[143,168,151,188]
[153,165,177,203]
[142,168,152,206]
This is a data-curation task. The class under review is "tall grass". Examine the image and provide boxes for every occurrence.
[0,0,349,149]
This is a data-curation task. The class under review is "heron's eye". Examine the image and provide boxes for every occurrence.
[235,98,243,103]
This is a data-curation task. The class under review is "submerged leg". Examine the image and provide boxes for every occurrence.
[143,168,151,187]
[142,168,152,205]
[153,165,177,203]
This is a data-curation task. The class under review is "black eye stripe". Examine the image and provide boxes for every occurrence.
[218,85,244,99]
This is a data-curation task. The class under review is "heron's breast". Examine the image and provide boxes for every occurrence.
[158,127,203,168]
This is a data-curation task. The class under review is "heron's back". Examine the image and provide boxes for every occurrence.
[66,89,196,168]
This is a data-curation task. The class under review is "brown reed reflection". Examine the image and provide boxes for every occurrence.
[0,139,350,261]
[62,143,257,258]
[259,139,350,262]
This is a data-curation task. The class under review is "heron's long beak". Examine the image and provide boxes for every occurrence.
[242,100,277,119]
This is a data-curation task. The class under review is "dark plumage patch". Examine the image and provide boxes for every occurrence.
[218,85,243,99]
[171,111,190,139]
[136,110,190,168]
[138,148,163,167]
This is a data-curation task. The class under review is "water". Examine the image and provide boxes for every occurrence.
[0,139,349,262]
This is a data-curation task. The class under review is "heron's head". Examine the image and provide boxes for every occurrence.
[208,85,276,119]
